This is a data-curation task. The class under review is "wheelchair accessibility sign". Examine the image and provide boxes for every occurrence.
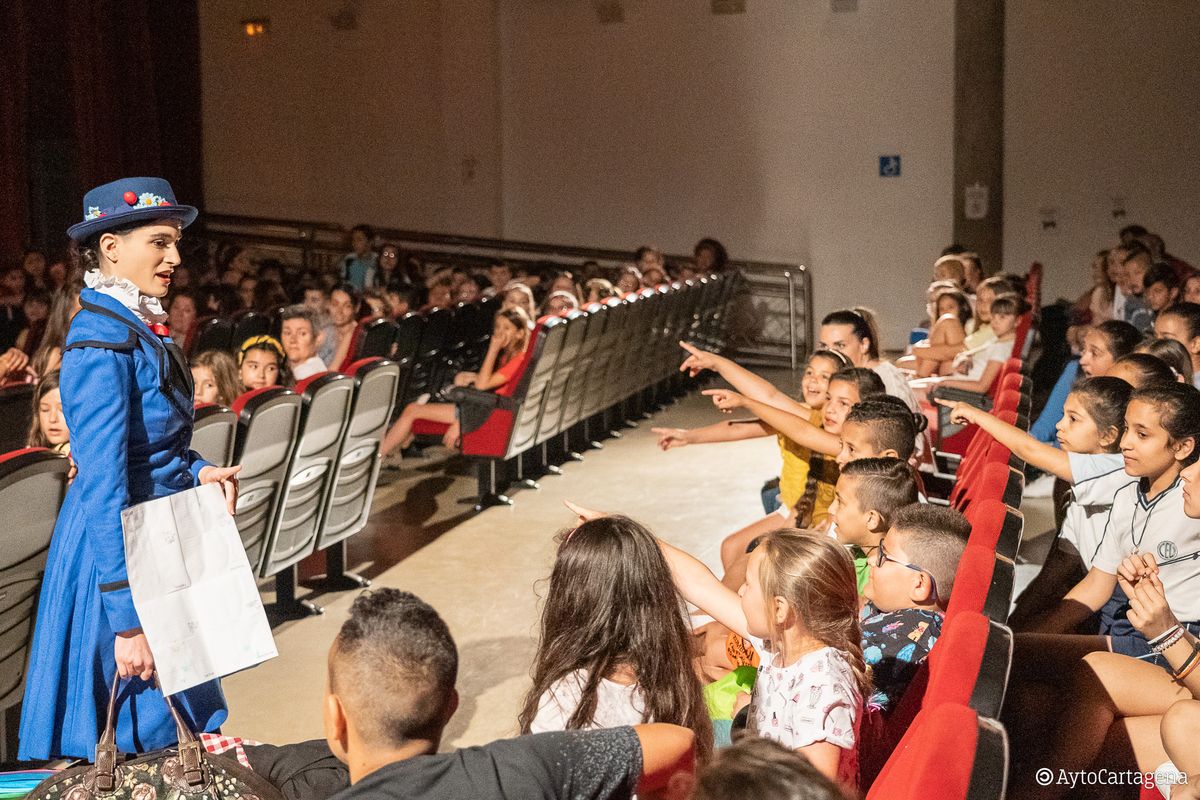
[879,155,901,177]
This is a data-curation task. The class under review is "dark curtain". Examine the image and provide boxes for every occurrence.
[0,0,30,265]
[0,0,203,260]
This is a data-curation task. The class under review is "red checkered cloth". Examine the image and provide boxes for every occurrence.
[199,733,259,768]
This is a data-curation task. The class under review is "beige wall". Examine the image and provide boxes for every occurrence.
[499,0,955,348]
[198,0,502,236]
[1004,1,1200,305]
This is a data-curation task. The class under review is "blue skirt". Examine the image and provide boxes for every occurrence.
[18,489,228,760]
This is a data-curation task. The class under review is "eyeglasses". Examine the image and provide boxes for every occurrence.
[872,541,940,604]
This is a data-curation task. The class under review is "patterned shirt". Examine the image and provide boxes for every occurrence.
[860,603,942,714]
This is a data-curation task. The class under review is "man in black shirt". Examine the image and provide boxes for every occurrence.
[324,589,695,800]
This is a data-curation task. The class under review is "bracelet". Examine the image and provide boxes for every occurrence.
[1173,645,1200,684]
[1148,624,1183,648]
[1152,627,1187,653]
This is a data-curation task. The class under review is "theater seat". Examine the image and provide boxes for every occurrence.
[946,544,1014,624]
[0,448,71,761]
[866,703,1008,800]
[231,387,302,572]
[356,318,398,360]
[317,358,401,554]
[192,315,235,355]
[258,372,355,615]
[191,403,237,467]
[231,310,271,348]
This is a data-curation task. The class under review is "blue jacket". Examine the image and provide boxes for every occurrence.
[1030,359,1080,445]
[19,288,227,759]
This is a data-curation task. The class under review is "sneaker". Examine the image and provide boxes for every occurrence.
[1024,473,1056,498]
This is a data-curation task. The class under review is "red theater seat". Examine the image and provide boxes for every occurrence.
[867,703,1008,800]
[946,544,1014,624]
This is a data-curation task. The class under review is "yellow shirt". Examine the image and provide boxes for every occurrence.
[809,457,840,529]
[776,407,823,509]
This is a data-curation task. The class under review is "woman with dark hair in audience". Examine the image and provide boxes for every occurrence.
[818,308,920,413]
[380,306,533,458]
[166,288,199,347]
[19,178,238,761]
[329,283,366,372]
[374,242,410,289]
[694,238,729,273]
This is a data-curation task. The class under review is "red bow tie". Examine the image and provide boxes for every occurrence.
[148,322,170,337]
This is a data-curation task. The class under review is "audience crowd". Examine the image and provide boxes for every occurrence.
[7,220,1200,800]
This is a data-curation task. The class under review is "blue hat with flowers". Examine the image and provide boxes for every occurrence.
[67,177,198,242]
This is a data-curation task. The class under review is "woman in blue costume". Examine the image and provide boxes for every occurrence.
[19,178,241,759]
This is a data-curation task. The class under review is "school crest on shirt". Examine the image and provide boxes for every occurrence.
[1159,541,1179,561]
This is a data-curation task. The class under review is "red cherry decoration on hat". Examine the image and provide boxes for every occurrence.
[123,191,138,206]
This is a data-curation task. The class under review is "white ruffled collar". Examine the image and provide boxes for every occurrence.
[84,270,168,326]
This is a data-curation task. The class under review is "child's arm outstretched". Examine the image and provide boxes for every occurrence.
[651,418,772,451]
[935,399,1073,481]
[703,388,840,457]
[679,341,810,417]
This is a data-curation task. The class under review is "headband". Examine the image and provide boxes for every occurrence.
[238,334,285,366]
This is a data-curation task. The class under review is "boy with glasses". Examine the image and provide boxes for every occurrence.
[860,503,971,714]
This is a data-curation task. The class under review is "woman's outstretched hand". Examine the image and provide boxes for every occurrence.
[199,464,242,516]
[114,629,155,681]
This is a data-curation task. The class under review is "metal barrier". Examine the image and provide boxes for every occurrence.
[200,214,812,367]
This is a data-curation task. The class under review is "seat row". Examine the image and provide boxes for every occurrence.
[864,268,1041,800]
[409,275,737,507]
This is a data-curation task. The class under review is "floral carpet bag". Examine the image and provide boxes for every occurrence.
[28,678,284,800]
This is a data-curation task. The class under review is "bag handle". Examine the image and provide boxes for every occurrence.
[95,674,205,791]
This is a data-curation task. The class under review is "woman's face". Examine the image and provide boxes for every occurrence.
[1079,328,1115,377]
[281,318,318,363]
[240,349,279,390]
[102,222,182,298]
[502,288,532,315]
[695,247,716,272]
[1185,277,1200,305]
[818,324,870,367]
[616,273,640,294]
[38,387,69,445]
[822,380,860,434]
[1055,392,1110,454]
[329,290,356,325]
[1,269,25,294]
[168,296,197,335]
[800,356,838,408]
[192,365,219,405]
[230,249,253,274]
